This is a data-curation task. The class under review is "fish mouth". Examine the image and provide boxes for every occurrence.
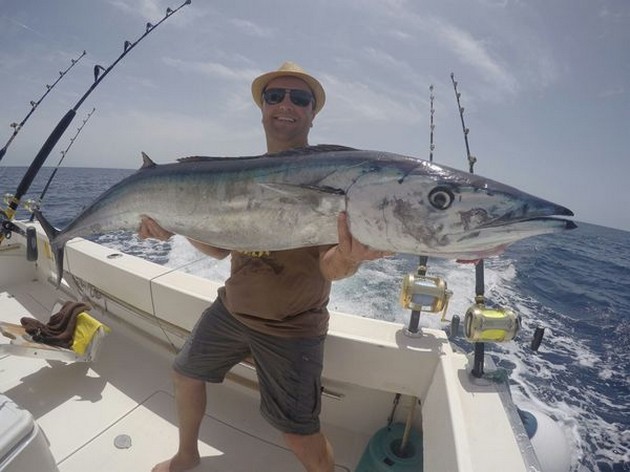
[480,216,576,231]
[477,202,575,230]
[452,214,576,259]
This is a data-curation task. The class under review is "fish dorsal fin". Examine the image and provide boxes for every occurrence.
[141,152,157,169]
[176,144,358,164]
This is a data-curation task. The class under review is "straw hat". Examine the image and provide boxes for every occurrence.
[251,61,326,115]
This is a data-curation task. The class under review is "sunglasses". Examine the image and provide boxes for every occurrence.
[262,88,314,108]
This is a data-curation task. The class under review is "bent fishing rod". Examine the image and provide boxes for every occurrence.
[0,0,191,238]
[0,50,86,164]
[27,107,97,222]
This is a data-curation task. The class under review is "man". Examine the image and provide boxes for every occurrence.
[145,62,388,472]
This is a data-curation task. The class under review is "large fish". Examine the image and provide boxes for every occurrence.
[35,144,575,285]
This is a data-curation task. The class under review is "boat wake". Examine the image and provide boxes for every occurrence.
[91,230,629,472]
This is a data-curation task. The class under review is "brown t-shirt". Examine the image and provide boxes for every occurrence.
[218,247,332,338]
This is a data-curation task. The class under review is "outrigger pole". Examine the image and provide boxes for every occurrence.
[27,107,97,222]
[0,50,87,164]
[0,0,191,238]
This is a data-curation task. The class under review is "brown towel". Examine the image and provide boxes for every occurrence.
[20,301,91,349]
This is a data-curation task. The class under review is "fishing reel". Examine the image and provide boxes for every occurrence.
[400,273,452,320]
[22,199,40,213]
[1,194,39,261]
[0,219,38,261]
[2,194,39,214]
[463,304,520,343]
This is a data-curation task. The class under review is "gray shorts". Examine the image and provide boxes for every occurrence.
[174,298,325,435]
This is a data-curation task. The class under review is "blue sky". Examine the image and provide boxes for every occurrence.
[0,0,628,231]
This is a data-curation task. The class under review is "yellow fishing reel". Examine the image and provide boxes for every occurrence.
[2,193,14,206]
[400,274,452,320]
[2,193,16,217]
[464,304,520,343]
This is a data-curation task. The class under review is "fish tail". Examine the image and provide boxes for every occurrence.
[33,209,64,288]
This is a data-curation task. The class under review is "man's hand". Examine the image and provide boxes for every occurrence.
[138,215,174,241]
[138,215,230,260]
[336,212,391,264]
[320,212,393,281]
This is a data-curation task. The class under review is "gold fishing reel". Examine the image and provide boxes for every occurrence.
[464,304,520,343]
[2,193,15,207]
[400,274,452,320]
[2,194,38,218]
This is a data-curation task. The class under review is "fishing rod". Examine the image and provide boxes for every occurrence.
[428,84,435,163]
[27,107,96,222]
[450,73,520,378]
[395,83,451,456]
[450,72,485,376]
[0,0,191,242]
[450,73,477,174]
[0,50,87,164]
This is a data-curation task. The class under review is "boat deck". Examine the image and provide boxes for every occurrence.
[0,223,548,472]
[0,279,360,471]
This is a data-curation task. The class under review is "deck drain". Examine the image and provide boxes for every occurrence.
[114,434,132,449]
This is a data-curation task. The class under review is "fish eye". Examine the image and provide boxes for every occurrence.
[428,186,454,210]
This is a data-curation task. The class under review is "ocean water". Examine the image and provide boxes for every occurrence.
[1,166,628,472]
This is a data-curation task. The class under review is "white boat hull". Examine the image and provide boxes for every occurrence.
[0,221,567,471]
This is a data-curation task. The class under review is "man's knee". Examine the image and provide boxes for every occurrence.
[283,431,330,456]
[283,432,334,471]
[283,432,311,453]
[172,369,205,389]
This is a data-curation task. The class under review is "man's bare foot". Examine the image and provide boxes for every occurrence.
[151,452,200,472]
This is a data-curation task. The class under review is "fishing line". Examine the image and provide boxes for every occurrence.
[0,50,87,164]
[0,0,192,236]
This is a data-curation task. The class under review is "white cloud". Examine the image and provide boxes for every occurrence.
[162,57,260,83]
[427,17,518,95]
[339,2,520,96]
[108,0,163,20]
[229,19,275,38]
[82,108,263,166]
[320,73,422,125]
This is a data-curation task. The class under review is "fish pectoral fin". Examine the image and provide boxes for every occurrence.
[258,182,345,198]
[257,183,346,214]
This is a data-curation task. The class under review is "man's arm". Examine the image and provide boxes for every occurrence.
[187,238,231,259]
[137,216,230,260]
[320,212,391,281]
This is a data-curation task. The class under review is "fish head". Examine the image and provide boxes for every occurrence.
[346,159,575,259]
